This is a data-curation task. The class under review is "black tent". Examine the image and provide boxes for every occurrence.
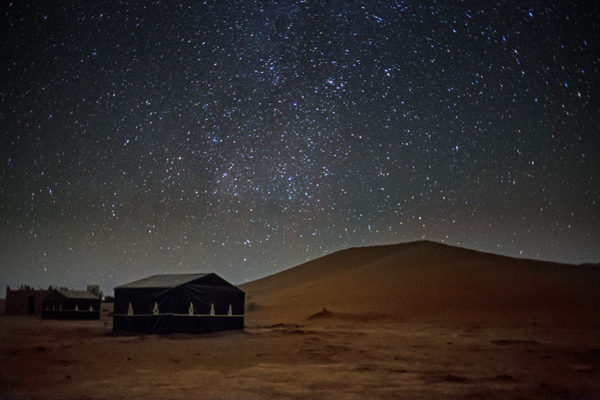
[42,289,101,319]
[113,273,244,334]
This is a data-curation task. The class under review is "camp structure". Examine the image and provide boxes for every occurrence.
[5,286,52,316]
[113,273,245,334]
[41,287,101,320]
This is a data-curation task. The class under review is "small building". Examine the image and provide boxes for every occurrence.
[113,273,244,334]
[5,286,52,316]
[41,288,101,319]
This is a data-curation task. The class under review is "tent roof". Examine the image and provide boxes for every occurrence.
[56,289,99,300]
[115,273,213,289]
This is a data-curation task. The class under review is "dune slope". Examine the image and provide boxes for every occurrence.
[240,241,600,326]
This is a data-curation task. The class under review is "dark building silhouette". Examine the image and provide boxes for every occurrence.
[5,287,52,316]
[113,273,244,334]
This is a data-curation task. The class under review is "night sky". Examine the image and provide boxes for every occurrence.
[1,1,599,295]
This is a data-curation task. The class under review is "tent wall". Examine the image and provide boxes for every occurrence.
[113,315,244,334]
[41,291,101,319]
[113,274,245,334]
[42,310,100,320]
[114,285,244,315]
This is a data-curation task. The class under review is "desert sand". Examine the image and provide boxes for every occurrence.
[1,241,599,399]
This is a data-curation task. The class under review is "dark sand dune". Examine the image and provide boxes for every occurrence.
[241,240,600,326]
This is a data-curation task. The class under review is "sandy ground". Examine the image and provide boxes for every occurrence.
[2,242,599,399]
[1,309,599,399]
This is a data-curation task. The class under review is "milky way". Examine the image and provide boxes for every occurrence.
[1,1,599,293]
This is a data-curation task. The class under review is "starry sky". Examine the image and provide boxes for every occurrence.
[1,1,599,295]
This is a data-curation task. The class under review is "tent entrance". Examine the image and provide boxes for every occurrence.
[27,296,35,314]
